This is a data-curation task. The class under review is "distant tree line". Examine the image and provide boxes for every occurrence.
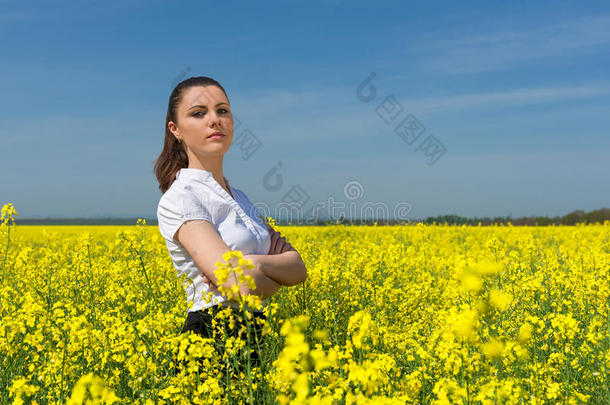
[16,218,147,225]
[279,208,610,226]
[14,208,610,226]
[422,208,610,226]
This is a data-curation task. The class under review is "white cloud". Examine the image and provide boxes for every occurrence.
[403,83,610,114]
[228,81,610,142]
[407,14,610,74]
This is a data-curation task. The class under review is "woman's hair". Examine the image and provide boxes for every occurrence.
[153,76,229,193]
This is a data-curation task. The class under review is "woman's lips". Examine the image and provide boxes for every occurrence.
[208,132,224,140]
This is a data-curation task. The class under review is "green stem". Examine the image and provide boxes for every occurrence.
[230,270,255,403]
[86,243,97,327]
[121,234,158,307]
[2,224,11,284]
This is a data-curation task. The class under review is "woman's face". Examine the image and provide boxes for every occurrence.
[168,85,234,157]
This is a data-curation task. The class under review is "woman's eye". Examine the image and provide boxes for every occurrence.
[193,109,228,117]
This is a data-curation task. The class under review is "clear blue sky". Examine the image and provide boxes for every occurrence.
[2,0,609,221]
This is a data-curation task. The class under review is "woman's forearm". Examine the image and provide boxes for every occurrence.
[248,269,281,299]
[223,267,281,301]
[246,251,308,286]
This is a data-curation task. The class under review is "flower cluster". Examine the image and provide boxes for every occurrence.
[213,250,262,311]
[1,202,18,225]
[1,203,607,403]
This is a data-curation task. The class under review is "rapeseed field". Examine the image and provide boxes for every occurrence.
[2,203,609,404]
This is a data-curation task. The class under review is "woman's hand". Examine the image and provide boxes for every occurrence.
[200,272,217,291]
[260,216,294,255]
[198,254,281,299]
[240,259,281,299]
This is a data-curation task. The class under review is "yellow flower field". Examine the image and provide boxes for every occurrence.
[1,203,610,404]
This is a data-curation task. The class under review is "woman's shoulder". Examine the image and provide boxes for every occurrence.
[156,179,218,240]
[158,177,219,216]
[159,179,194,207]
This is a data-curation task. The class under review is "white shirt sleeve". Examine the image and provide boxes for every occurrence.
[157,186,213,242]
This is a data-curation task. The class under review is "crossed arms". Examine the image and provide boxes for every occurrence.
[173,217,307,300]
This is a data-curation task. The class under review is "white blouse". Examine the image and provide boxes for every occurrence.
[156,167,271,313]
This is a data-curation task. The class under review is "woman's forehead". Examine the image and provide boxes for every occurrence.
[182,86,228,108]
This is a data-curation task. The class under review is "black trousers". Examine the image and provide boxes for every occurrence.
[180,305,267,375]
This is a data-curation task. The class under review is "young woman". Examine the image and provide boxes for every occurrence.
[153,76,308,370]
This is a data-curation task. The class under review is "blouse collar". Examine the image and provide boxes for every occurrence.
[176,168,235,200]
[175,168,263,241]
[176,167,213,182]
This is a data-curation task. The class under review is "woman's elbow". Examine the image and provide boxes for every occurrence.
[299,263,308,284]
[288,263,308,286]
[298,270,308,285]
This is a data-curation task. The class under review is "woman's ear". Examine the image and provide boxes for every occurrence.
[168,122,179,140]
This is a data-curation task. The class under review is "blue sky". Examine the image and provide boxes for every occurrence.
[2,0,609,221]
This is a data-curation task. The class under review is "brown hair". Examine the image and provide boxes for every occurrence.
[153,76,229,193]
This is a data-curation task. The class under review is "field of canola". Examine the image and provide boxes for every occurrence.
[1,204,610,404]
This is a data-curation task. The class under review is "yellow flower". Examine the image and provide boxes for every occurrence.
[459,270,483,293]
[213,250,259,307]
[518,323,533,344]
[470,259,504,276]
[266,216,276,228]
[313,329,329,342]
[1,203,18,224]
[451,308,479,341]
[67,373,120,404]
[481,338,505,358]
[348,310,378,349]
[4,210,608,403]
[475,299,490,314]
[489,288,512,311]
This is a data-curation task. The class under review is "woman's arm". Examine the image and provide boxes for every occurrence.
[238,265,281,299]
[255,216,307,285]
[175,219,280,299]
[245,250,307,286]
[199,266,280,300]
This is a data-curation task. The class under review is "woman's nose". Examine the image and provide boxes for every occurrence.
[209,114,221,127]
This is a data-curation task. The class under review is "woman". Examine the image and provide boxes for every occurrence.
[153,76,308,373]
